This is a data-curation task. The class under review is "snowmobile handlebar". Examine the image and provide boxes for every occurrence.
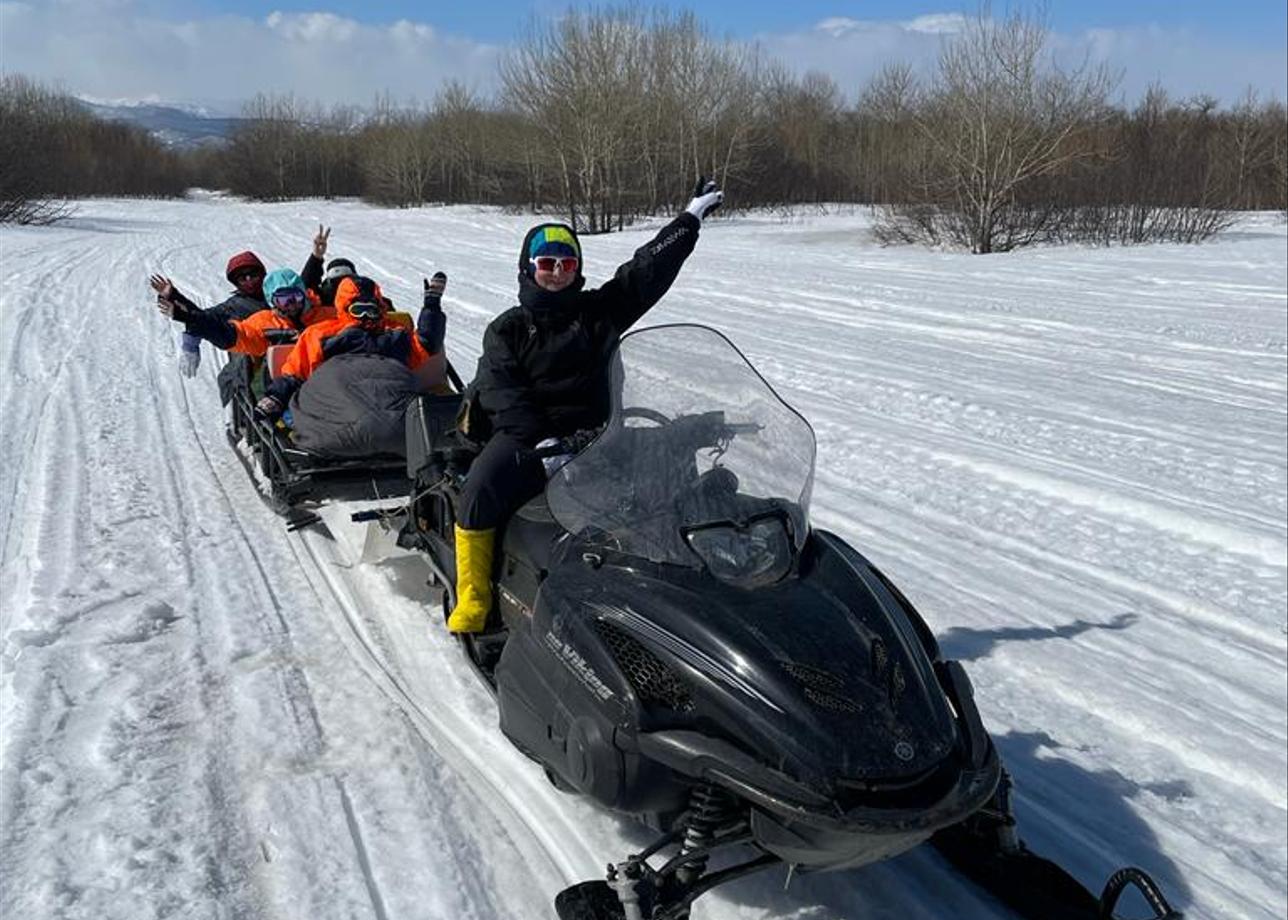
[532,414,761,462]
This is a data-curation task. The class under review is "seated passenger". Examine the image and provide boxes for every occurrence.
[299,224,399,311]
[446,177,724,634]
[159,250,268,378]
[253,276,447,458]
[154,268,332,359]
[297,224,448,350]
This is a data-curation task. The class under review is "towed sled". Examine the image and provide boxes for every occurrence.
[221,325,462,523]
[397,325,1180,920]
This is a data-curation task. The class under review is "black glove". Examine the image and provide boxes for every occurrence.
[254,395,284,420]
[419,272,449,354]
[685,176,723,221]
[423,271,447,309]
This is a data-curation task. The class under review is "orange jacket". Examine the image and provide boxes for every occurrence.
[227,297,333,356]
[267,277,430,401]
[183,289,333,357]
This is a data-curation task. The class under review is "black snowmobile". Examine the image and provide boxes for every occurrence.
[398,324,1180,920]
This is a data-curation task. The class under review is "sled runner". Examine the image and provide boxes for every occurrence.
[398,325,1181,920]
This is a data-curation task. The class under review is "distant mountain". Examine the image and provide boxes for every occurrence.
[78,99,244,149]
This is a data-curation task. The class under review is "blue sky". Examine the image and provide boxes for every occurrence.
[173,0,1288,45]
[3,1,1284,111]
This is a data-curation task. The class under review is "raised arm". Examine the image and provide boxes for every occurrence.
[593,177,723,333]
[417,272,448,354]
[301,223,330,291]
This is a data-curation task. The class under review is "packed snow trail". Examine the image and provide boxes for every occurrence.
[1,198,1284,920]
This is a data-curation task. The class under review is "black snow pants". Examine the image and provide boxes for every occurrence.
[457,433,547,530]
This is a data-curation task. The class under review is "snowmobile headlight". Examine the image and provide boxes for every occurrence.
[683,512,793,590]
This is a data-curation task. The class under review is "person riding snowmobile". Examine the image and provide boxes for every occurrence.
[252,275,447,458]
[256,276,441,412]
[164,250,268,377]
[300,225,361,307]
[155,267,333,358]
[447,177,724,634]
[296,224,447,354]
[151,225,337,371]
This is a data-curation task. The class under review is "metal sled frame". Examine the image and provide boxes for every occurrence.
[225,358,411,513]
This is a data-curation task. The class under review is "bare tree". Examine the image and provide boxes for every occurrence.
[876,5,1116,252]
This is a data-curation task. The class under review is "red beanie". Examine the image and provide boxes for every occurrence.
[225,251,266,283]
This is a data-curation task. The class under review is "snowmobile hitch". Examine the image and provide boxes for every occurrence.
[349,506,407,525]
[284,508,324,532]
[933,769,1182,920]
[1099,867,1181,919]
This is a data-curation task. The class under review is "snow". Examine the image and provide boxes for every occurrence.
[1,198,1284,920]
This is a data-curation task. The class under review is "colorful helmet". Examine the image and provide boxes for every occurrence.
[225,250,266,284]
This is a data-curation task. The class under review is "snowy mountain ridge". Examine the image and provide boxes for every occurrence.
[77,97,244,148]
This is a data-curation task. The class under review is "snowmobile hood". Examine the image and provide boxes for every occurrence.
[540,531,959,791]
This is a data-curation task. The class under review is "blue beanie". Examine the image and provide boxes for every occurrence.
[262,267,305,303]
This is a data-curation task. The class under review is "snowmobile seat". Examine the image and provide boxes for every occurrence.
[404,393,466,479]
[502,494,561,574]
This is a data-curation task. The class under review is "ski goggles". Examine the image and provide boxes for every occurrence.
[324,263,356,282]
[530,255,579,273]
[271,289,305,308]
[347,299,382,321]
[233,268,265,283]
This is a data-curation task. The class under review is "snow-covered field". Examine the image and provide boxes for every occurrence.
[1,197,1284,920]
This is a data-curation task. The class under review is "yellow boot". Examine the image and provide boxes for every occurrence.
[447,525,495,633]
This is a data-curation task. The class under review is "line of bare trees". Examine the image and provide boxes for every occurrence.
[0,75,195,224]
[3,7,1285,251]
[196,5,1288,248]
[864,9,1287,251]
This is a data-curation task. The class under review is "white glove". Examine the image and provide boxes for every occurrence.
[536,437,575,477]
[178,336,201,378]
[685,176,723,221]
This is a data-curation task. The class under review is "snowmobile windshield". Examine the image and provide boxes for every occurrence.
[546,324,816,579]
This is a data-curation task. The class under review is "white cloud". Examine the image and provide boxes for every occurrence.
[265,11,361,44]
[758,13,1286,105]
[0,2,501,113]
[904,14,968,35]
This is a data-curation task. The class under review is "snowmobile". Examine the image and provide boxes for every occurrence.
[398,324,1180,920]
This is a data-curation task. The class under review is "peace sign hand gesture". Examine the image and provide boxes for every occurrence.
[312,224,331,259]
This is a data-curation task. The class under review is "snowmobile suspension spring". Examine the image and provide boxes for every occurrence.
[675,785,736,885]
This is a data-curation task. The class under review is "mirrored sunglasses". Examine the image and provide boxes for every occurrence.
[531,256,579,273]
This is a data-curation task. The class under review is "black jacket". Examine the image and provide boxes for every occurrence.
[206,291,265,323]
[469,212,700,444]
